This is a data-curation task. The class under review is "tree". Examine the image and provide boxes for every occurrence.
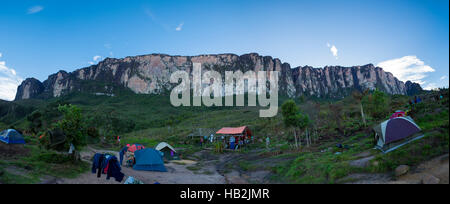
[56,104,86,160]
[295,112,310,147]
[362,89,388,120]
[329,103,344,136]
[281,100,310,148]
[352,89,369,126]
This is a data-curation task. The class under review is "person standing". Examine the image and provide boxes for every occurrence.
[229,136,235,150]
[266,136,270,149]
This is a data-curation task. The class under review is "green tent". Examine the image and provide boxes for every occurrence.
[155,142,179,160]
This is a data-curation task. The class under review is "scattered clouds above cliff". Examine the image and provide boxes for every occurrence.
[27,6,44,14]
[327,43,338,59]
[89,55,102,65]
[175,23,184,31]
[93,55,102,61]
[423,83,439,90]
[0,59,23,101]
[377,56,435,85]
[440,75,447,80]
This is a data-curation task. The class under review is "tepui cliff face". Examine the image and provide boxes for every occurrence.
[14,53,422,101]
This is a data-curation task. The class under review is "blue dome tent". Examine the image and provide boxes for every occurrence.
[0,129,25,144]
[133,148,167,172]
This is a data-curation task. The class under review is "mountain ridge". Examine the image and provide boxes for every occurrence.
[15,53,422,101]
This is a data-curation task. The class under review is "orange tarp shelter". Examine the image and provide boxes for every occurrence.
[216,126,253,144]
[216,126,252,136]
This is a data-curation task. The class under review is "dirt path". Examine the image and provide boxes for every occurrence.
[342,154,449,184]
[389,154,449,184]
[59,147,226,184]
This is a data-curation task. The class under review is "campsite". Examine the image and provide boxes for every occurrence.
[0,88,448,184]
[1,1,448,187]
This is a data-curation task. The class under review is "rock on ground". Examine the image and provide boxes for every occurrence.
[395,165,410,177]
[421,174,440,184]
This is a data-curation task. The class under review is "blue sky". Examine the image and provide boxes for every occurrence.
[0,0,449,100]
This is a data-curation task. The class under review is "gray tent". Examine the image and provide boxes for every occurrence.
[373,116,423,153]
[155,142,179,160]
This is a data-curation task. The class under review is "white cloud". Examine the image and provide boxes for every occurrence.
[88,55,103,65]
[376,56,435,85]
[175,22,184,31]
[93,55,102,61]
[440,75,447,80]
[327,43,338,59]
[0,60,23,101]
[27,6,44,14]
[0,53,2,58]
[423,83,439,90]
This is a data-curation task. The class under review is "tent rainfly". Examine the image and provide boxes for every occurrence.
[373,116,423,153]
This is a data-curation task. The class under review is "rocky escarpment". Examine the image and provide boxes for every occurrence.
[14,78,45,100]
[405,81,423,96]
[15,53,418,100]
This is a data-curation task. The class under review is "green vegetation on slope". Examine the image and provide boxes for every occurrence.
[0,88,448,183]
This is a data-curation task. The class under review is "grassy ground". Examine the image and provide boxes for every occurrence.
[0,145,90,184]
[206,90,449,183]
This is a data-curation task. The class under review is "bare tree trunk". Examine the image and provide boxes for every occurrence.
[313,129,317,144]
[294,128,298,149]
[305,129,308,147]
[298,129,302,149]
[360,103,366,126]
[308,128,311,146]
[306,128,310,147]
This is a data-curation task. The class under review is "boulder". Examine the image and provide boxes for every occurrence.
[395,165,410,177]
[421,174,440,184]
